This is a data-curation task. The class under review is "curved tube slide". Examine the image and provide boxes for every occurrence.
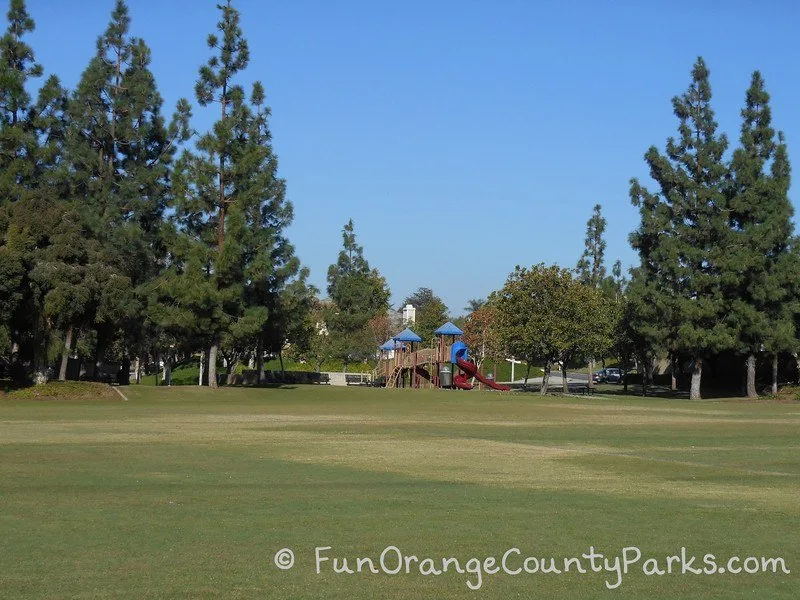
[455,358,511,391]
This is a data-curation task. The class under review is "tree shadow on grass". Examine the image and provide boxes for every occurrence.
[595,383,796,401]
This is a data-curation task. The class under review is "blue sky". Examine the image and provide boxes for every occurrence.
[14,0,800,315]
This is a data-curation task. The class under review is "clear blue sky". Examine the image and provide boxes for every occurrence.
[13,0,800,315]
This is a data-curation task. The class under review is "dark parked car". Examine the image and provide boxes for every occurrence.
[593,368,624,384]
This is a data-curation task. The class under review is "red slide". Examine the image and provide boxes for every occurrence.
[455,358,511,391]
[453,372,473,390]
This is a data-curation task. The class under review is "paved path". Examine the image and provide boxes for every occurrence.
[510,372,588,386]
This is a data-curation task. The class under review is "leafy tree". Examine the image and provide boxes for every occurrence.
[414,296,448,343]
[402,287,439,313]
[630,57,734,399]
[464,298,485,314]
[462,303,502,375]
[495,264,614,394]
[399,286,449,341]
[326,219,390,370]
[725,71,799,397]
[600,260,627,301]
[285,299,334,373]
[368,313,394,348]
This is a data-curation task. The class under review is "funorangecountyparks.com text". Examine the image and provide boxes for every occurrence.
[273,545,794,591]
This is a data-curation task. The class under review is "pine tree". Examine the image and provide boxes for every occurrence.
[0,0,41,208]
[726,72,799,397]
[0,1,77,383]
[326,219,390,370]
[575,204,607,286]
[166,1,303,387]
[630,57,734,399]
[0,0,40,375]
[575,203,610,386]
[66,0,189,378]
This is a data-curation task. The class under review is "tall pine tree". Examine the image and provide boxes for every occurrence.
[630,58,734,399]
[575,203,608,387]
[0,0,75,383]
[0,0,41,377]
[65,0,189,379]
[166,0,304,387]
[725,71,799,397]
[575,204,607,286]
[326,220,390,371]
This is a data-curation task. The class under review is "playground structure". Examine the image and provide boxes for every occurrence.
[378,322,510,391]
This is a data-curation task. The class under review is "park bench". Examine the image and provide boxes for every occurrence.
[550,384,595,396]
[571,385,595,396]
[95,362,122,385]
[345,374,370,386]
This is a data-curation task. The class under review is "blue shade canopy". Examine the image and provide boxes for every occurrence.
[379,339,405,351]
[434,321,463,336]
[393,328,423,343]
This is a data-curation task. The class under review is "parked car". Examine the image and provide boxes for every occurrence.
[593,368,625,384]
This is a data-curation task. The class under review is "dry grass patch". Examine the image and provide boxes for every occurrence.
[4,381,119,402]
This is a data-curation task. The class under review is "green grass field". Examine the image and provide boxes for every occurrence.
[1,385,798,599]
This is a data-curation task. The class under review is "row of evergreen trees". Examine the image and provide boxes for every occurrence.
[627,58,798,399]
[0,0,315,386]
[1,3,796,397]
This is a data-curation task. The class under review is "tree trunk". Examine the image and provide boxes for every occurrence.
[58,326,74,381]
[540,360,551,395]
[639,354,649,397]
[794,353,800,385]
[772,354,778,395]
[154,351,161,387]
[93,334,105,381]
[561,361,569,393]
[163,352,172,386]
[746,354,757,399]
[588,357,595,391]
[647,360,657,387]
[690,357,703,400]
[225,358,239,386]
[209,342,219,388]
[278,350,285,382]
[670,353,677,391]
[198,352,204,386]
[256,338,265,383]
[523,362,531,390]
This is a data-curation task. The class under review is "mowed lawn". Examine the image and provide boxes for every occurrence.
[1,386,798,599]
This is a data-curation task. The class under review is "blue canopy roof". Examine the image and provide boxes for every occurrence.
[434,321,464,336]
[379,339,405,351]
[393,327,423,343]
